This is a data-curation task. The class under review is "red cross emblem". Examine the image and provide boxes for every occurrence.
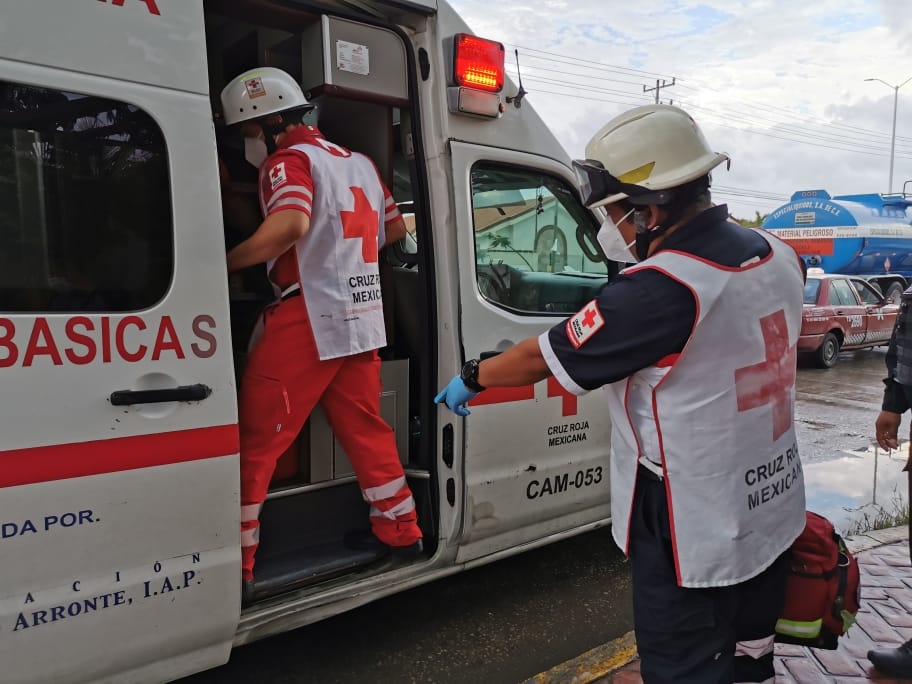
[341,186,380,263]
[547,377,578,417]
[582,307,599,328]
[734,310,796,441]
[566,299,604,349]
[245,77,266,99]
[268,162,286,190]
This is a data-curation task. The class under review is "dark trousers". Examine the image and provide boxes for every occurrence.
[629,469,790,683]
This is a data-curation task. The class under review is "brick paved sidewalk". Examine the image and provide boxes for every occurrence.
[594,532,912,683]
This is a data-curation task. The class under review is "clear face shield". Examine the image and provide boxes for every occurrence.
[572,159,618,208]
[572,158,675,208]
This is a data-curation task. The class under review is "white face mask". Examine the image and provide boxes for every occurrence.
[596,209,636,263]
[244,136,269,169]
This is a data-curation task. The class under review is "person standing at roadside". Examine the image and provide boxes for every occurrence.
[435,105,807,683]
[869,285,912,677]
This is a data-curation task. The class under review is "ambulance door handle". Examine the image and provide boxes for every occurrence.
[109,383,212,406]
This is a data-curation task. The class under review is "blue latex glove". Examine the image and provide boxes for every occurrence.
[434,375,479,416]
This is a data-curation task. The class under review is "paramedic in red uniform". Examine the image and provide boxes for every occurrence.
[220,67,422,585]
[436,105,807,683]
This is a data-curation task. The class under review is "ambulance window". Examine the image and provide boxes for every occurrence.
[0,81,171,312]
[470,163,606,314]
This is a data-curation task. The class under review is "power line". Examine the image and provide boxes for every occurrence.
[524,85,662,109]
[504,60,654,89]
[714,184,790,202]
[507,63,912,153]
[503,42,672,80]
[674,99,912,157]
[672,92,912,153]
[520,74,655,103]
[503,45,912,208]
[674,80,912,145]
[504,42,912,146]
[517,71,912,158]
[643,77,676,104]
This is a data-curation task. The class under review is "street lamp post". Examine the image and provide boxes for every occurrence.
[865,76,912,194]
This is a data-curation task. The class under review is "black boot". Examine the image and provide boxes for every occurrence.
[868,639,912,677]
[343,529,423,558]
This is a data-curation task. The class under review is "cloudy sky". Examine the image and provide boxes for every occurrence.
[449,0,912,220]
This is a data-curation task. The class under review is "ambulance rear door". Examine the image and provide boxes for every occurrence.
[0,2,240,683]
[449,142,613,562]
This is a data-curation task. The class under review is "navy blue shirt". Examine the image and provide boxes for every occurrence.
[545,205,772,390]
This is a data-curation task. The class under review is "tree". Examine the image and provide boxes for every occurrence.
[735,211,769,228]
[486,234,534,270]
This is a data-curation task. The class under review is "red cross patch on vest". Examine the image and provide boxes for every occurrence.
[566,299,604,349]
[269,162,287,190]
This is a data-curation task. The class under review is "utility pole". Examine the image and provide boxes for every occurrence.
[644,77,676,104]
[864,75,912,194]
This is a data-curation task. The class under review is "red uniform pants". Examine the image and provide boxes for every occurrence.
[238,296,421,581]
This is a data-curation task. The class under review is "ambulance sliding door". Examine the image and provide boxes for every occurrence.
[0,4,239,681]
[449,142,612,563]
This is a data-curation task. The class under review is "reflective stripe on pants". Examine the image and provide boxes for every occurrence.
[237,297,421,581]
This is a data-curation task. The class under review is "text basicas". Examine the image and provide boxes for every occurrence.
[0,314,218,368]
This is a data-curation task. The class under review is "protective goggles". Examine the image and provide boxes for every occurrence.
[572,159,673,207]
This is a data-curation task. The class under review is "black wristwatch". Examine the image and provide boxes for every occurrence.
[460,358,486,392]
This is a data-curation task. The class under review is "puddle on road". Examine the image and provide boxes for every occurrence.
[804,443,909,535]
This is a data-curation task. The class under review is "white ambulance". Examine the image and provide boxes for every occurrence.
[0,1,619,681]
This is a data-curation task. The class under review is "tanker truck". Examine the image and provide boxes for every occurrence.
[761,184,912,302]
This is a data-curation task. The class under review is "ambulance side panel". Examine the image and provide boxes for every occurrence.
[448,143,612,562]
[0,3,240,682]
[0,1,209,95]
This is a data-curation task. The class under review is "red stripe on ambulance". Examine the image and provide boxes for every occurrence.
[470,385,535,406]
[0,424,239,488]
[469,378,579,417]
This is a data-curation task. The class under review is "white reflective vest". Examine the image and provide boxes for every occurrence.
[606,231,806,587]
[269,139,389,360]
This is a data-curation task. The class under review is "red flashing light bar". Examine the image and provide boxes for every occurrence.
[453,33,505,93]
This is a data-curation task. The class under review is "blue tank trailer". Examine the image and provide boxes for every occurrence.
[761,184,912,302]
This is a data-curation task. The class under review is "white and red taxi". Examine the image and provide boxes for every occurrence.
[799,271,899,367]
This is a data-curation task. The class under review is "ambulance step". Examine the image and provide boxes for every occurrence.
[247,542,386,602]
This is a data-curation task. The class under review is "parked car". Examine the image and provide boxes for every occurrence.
[799,272,900,368]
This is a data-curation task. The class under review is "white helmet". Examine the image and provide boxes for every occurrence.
[574,104,730,209]
[220,67,313,126]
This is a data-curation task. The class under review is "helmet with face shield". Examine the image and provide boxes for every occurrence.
[573,104,730,210]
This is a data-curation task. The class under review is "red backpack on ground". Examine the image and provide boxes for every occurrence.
[775,511,861,649]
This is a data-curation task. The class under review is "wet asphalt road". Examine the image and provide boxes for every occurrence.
[181,347,897,684]
[182,528,631,684]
